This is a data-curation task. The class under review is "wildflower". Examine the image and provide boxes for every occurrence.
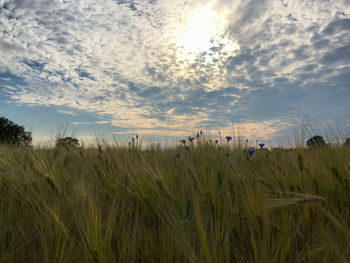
[228,163,233,168]
[225,136,232,142]
[248,149,255,156]
[189,136,195,142]
[185,145,190,151]
[259,143,265,149]
[180,139,186,145]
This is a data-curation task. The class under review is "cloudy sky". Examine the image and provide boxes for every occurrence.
[0,0,349,144]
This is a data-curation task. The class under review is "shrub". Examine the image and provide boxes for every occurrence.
[55,136,80,149]
[306,135,326,149]
[344,138,350,146]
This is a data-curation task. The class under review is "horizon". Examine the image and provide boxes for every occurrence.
[15,119,350,149]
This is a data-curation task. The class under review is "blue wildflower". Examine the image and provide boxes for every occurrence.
[189,136,195,142]
[248,149,255,156]
[225,136,232,142]
[185,145,190,151]
[259,143,265,149]
[228,163,233,168]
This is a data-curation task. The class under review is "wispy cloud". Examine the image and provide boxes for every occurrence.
[57,110,77,116]
[96,120,110,124]
[72,121,90,125]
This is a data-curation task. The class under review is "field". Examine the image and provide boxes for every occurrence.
[0,140,350,262]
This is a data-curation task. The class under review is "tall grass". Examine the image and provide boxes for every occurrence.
[0,141,349,262]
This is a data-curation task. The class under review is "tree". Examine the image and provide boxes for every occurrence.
[0,116,32,146]
[306,135,326,149]
[344,138,350,147]
[55,136,80,149]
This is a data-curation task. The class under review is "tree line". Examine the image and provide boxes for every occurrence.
[1,116,349,148]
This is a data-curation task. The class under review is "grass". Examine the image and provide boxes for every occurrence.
[0,139,350,262]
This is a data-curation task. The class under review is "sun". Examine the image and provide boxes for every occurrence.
[176,4,218,55]
[169,2,239,63]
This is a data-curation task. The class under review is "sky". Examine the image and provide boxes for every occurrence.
[0,0,350,145]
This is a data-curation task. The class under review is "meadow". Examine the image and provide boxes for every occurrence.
[0,138,349,263]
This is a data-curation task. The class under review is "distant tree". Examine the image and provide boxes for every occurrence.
[306,135,326,149]
[0,116,32,146]
[55,136,80,149]
[344,138,350,147]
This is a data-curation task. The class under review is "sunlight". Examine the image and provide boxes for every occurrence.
[170,2,239,63]
[176,4,217,55]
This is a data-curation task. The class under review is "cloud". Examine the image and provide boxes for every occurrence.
[322,18,350,35]
[96,120,110,124]
[321,44,350,64]
[1,0,350,140]
[72,121,90,125]
[57,110,76,116]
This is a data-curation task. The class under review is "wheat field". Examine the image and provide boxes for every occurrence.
[0,139,349,262]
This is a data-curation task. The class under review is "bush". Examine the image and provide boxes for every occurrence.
[306,135,326,149]
[55,136,80,149]
[0,116,32,146]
